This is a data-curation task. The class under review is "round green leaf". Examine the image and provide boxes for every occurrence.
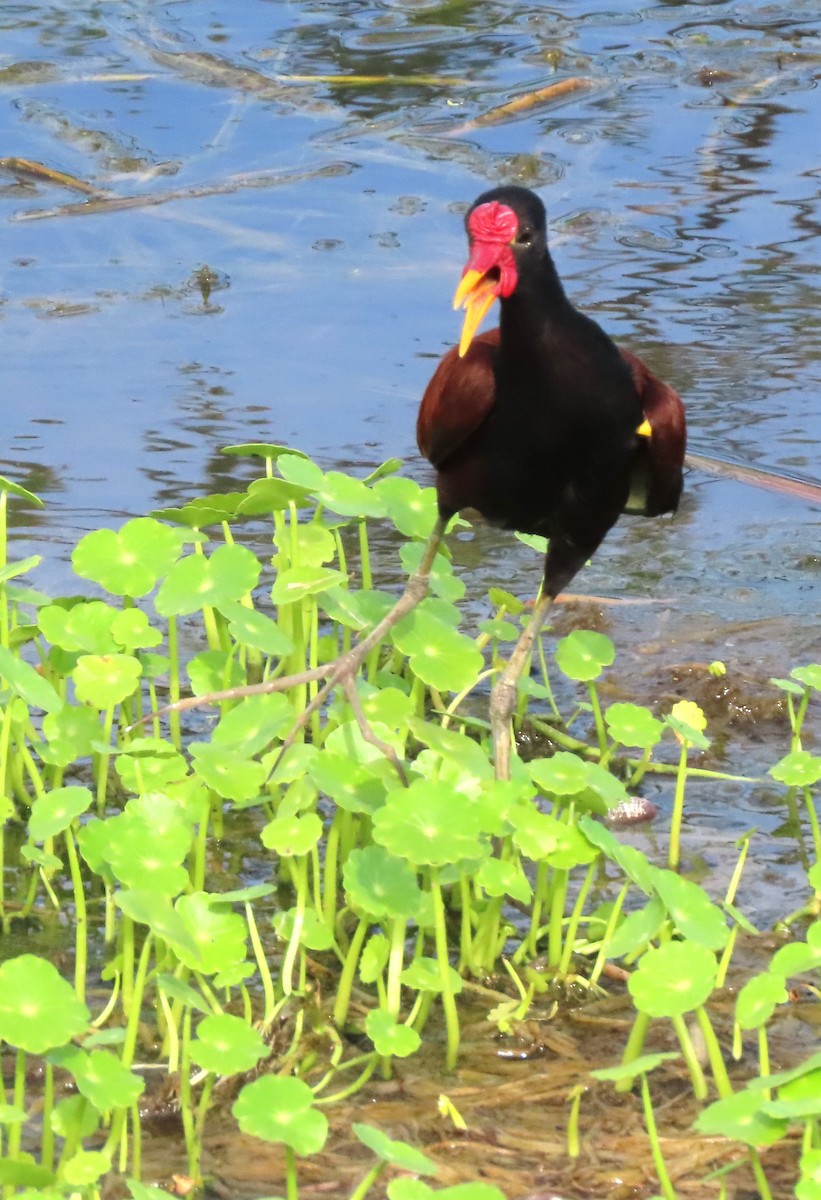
[651,868,729,950]
[217,600,293,656]
[72,653,141,708]
[271,566,346,605]
[232,1076,328,1155]
[29,786,93,841]
[343,846,422,919]
[736,972,788,1031]
[372,782,486,866]
[352,1123,436,1174]
[528,752,589,796]
[51,1046,144,1110]
[373,477,438,538]
[72,518,183,597]
[365,1009,421,1058]
[0,645,62,713]
[319,472,386,518]
[605,702,664,749]
[155,544,260,616]
[61,1149,111,1187]
[189,742,267,802]
[628,941,717,1017]
[694,1089,787,1146]
[554,630,615,682]
[191,1014,267,1075]
[770,750,821,788]
[261,812,323,857]
[392,607,482,693]
[0,956,90,1052]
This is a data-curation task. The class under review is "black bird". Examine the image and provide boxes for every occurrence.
[416,186,685,776]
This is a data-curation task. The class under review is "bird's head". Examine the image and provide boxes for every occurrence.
[453,187,548,357]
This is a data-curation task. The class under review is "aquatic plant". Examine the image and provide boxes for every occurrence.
[0,455,819,1198]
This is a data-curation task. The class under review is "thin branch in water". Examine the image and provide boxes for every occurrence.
[12,161,353,222]
[446,77,593,135]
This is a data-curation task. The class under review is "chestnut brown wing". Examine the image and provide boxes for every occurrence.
[619,347,686,517]
[417,330,499,470]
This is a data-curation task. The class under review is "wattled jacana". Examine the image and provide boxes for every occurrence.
[416,185,686,777]
[259,185,685,781]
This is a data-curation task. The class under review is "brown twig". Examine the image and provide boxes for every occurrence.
[447,77,593,136]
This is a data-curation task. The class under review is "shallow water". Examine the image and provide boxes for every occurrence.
[2,0,820,917]
[1,4,820,1189]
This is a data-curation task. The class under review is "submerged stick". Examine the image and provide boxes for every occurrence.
[0,157,102,196]
[687,451,821,505]
[447,77,593,135]
[12,160,352,221]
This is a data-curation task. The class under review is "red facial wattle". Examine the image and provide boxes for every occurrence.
[453,201,520,357]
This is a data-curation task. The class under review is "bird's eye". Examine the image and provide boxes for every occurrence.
[517,231,532,246]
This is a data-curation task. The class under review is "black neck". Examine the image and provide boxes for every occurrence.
[498,250,569,348]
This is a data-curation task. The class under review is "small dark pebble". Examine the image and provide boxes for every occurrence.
[605,796,659,826]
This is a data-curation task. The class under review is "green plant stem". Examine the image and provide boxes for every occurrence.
[589,881,629,987]
[791,687,812,751]
[547,868,569,969]
[386,917,407,1018]
[694,1006,732,1098]
[616,1011,651,1092]
[758,1026,771,1092]
[192,810,208,892]
[178,1008,198,1179]
[5,1048,26,1178]
[121,915,135,1017]
[167,615,182,749]
[94,703,116,814]
[323,813,341,931]
[473,893,504,975]
[0,492,8,650]
[749,1148,773,1200]
[121,931,153,1069]
[430,869,460,1070]
[39,1061,55,1170]
[130,1102,142,1182]
[716,925,737,990]
[586,681,608,756]
[333,916,368,1028]
[285,1144,298,1200]
[529,716,760,782]
[536,631,562,720]
[521,860,548,961]
[668,745,689,870]
[64,826,87,1004]
[724,836,750,908]
[158,987,180,1073]
[195,1073,216,1160]
[314,1053,379,1104]
[671,1013,708,1101]
[640,1073,676,1200]
[282,857,308,995]
[566,1085,582,1158]
[0,703,12,927]
[558,861,596,976]
[245,900,277,1024]
[358,518,372,592]
[349,1162,385,1200]
[803,786,821,862]
[627,745,654,789]
[458,873,475,974]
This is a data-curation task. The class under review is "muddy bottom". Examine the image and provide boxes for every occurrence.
[127,954,805,1200]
